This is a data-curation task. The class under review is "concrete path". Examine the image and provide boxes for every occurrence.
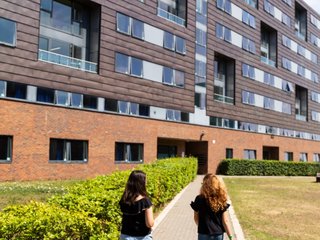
[152,175,245,240]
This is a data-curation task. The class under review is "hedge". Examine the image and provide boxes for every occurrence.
[0,157,197,240]
[217,159,320,176]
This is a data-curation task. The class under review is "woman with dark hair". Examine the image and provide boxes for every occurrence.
[119,170,154,240]
[191,174,235,240]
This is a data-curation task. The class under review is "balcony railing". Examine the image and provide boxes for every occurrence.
[296,114,307,121]
[157,8,185,26]
[260,56,276,67]
[214,93,234,104]
[38,49,97,73]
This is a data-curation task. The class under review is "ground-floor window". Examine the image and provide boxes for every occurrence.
[115,143,143,163]
[226,148,233,159]
[244,149,256,160]
[49,139,88,162]
[0,135,12,161]
[157,145,177,159]
[299,152,308,162]
[284,152,293,161]
[313,153,320,162]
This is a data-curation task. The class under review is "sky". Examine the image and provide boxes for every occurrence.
[303,0,320,14]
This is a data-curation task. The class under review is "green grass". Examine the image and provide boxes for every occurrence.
[223,177,320,240]
[0,180,83,210]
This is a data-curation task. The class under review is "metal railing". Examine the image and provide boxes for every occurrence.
[214,93,234,104]
[157,8,185,26]
[38,49,97,73]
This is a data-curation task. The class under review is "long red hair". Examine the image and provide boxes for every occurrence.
[200,174,228,212]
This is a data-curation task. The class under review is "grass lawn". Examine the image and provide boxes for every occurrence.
[223,177,320,240]
[0,180,83,210]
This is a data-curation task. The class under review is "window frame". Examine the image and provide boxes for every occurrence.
[0,135,13,162]
[115,142,144,163]
[0,17,17,47]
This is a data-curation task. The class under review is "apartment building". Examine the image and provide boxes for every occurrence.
[1,0,320,180]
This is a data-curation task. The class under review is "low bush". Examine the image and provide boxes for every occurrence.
[217,159,320,176]
[0,157,197,240]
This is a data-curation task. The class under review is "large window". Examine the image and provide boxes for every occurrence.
[295,3,307,41]
[115,143,143,162]
[214,54,235,105]
[226,148,233,159]
[157,145,177,159]
[39,0,100,73]
[0,136,12,162]
[0,17,16,46]
[158,0,187,26]
[299,152,308,162]
[49,139,88,162]
[261,22,277,67]
[295,85,308,121]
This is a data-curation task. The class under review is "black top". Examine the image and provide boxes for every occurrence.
[190,195,230,235]
[120,197,153,237]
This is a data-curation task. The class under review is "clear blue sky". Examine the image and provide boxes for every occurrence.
[303,0,320,14]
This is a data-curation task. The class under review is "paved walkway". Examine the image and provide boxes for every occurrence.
[152,175,245,240]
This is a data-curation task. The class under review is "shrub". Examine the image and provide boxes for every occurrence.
[0,157,197,240]
[217,159,320,176]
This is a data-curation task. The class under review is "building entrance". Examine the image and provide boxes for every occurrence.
[186,141,208,174]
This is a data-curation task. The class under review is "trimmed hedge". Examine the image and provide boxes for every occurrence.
[0,157,197,240]
[217,159,320,176]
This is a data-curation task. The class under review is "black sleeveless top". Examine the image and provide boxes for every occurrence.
[120,197,153,236]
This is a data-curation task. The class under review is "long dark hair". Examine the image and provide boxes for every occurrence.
[120,170,147,205]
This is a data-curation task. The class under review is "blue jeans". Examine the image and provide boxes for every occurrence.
[198,233,224,240]
[120,234,152,240]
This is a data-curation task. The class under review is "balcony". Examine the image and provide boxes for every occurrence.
[296,114,307,121]
[214,93,234,105]
[260,56,276,67]
[38,49,97,73]
[157,8,185,26]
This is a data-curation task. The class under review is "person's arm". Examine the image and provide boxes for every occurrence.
[222,211,235,240]
[145,206,154,228]
[193,211,199,225]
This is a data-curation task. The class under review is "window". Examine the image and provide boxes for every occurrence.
[196,0,207,16]
[214,55,235,105]
[243,0,257,8]
[105,98,118,112]
[55,90,70,106]
[282,58,291,70]
[226,148,233,159]
[242,64,255,79]
[216,0,232,14]
[157,0,187,26]
[139,104,150,117]
[242,37,256,54]
[175,36,186,55]
[157,145,177,159]
[244,149,256,159]
[132,19,144,40]
[163,31,175,50]
[117,13,131,34]
[196,29,206,46]
[242,91,255,105]
[71,93,82,108]
[0,17,16,46]
[0,80,5,97]
[242,11,256,28]
[6,82,27,100]
[195,92,206,109]
[39,0,100,73]
[299,152,307,162]
[295,3,307,41]
[163,67,174,85]
[313,153,320,162]
[166,109,181,121]
[83,95,97,109]
[115,53,130,74]
[0,136,12,161]
[195,60,206,78]
[49,139,88,162]
[284,152,293,161]
[261,22,277,67]
[263,0,274,16]
[131,57,143,77]
[115,142,143,162]
[295,85,308,121]
[282,35,291,48]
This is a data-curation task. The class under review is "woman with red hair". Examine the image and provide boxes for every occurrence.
[191,174,234,240]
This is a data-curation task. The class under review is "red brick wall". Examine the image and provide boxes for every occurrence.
[1,99,320,181]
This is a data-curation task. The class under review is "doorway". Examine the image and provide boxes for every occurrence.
[186,141,208,174]
[263,146,279,160]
